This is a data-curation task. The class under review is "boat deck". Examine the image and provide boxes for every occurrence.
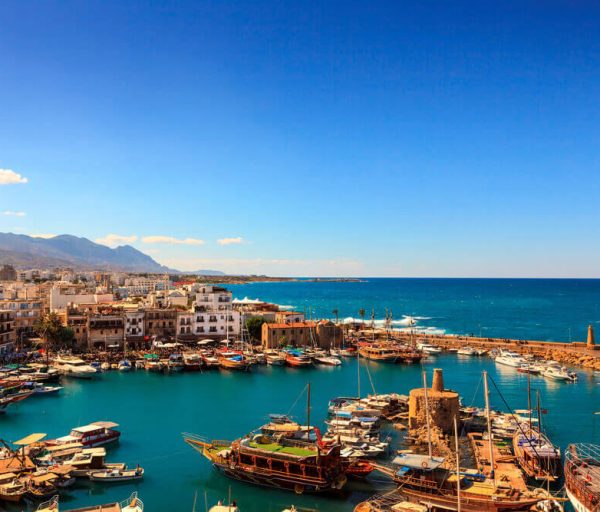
[246,440,315,457]
[468,433,528,491]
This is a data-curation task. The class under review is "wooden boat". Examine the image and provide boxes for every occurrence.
[564,443,600,512]
[0,473,26,502]
[354,490,428,511]
[89,466,144,482]
[36,492,144,512]
[284,350,313,368]
[358,344,399,363]
[264,350,286,366]
[184,431,346,494]
[183,353,203,371]
[386,453,551,511]
[143,354,163,372]
[512,427,561,482]
[218,351,251,371]
[167,354,185,372]
[51,421,120,448]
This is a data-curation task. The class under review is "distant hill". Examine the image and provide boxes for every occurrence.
[0,232,223,275]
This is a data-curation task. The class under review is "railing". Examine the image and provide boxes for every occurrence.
[119,492,143,511]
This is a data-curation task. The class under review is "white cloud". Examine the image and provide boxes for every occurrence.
[0,169,28,185]
[95,233,138,247]
[31,233,56,239]
[2,211,26,217]
[142,235,204,246]
[217,237,244,245]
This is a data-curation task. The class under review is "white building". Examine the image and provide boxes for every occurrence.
[193,286,240,338]
[124,310,145,339]
[49,284,113,311]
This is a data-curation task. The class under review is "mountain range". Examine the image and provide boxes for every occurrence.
[0,233,224,275]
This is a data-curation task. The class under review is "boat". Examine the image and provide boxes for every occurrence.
[118,360,132,371]
[494,349,527,368]
[143,354,163,372]
[512,427,561,482]
[358,344,399,363]
[457,347,477,356]
[22,382,63,395]
[89,466,144,482]
[416,342,442,354]
[100,362,111,371]
[0,473,26,502]
[264,350,286,366]
[517,364,541,375]
[314,354,342,366]
[36,492,144,512]
[340,347,358,357]
[183,353,203,371]
[202,353,221,368]
[542,364,577,382]
[53,356,98,379]
[51,421,120,447]
[219,351,251,371]
[284,350,313,368]
[167,354,185,372]
[209,504,239,512]
[564,443,600,512]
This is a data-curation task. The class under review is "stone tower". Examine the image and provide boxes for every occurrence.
[588,324,596,350]
[408,368,460,434]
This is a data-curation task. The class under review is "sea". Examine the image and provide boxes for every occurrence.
[2,278,599,512]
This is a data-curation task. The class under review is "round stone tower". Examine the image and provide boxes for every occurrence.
[408,368,460,434]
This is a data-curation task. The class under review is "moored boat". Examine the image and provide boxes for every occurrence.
[284,350,313,368]
[219,351,251,371]
[358,344,399,363]
[512,427,561,482]
[565,443,600,512]
[89,466,144,482]
[51,421,120,448]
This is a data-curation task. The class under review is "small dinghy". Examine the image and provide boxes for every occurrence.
[89,466,144,482]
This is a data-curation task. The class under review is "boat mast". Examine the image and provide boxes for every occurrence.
[536,389,542,433]
[307,382,311,433]
[422,369,433,459]
[454,415,461,512]
[527,371,532,432]
[357,349,361,399]
[483,371,495,486]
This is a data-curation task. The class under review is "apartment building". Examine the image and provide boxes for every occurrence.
[0,310,16,355]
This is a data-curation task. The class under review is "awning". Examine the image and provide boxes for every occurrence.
[14,433,47,446]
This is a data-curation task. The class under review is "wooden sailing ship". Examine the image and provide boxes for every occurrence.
[183,384,347,495]
[564,443,600,512]
[512,427,561,482]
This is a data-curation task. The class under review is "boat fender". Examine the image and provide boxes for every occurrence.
[294,484,304,495]
[421,461,429,469]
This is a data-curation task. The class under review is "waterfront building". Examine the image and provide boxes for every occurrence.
[144,308,177,339]
[0,298,45,336]
[88,313,125,349]
[274,310,305,324]
[124,309,146,347]
[0,309,16,355]
[193,285,240,338]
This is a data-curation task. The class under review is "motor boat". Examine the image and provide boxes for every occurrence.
[494,349,526,368]
[53,356,99,379]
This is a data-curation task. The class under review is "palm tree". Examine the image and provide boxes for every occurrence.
[332,309,339,324]
[358,308,366,328]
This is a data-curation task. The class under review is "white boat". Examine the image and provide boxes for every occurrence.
[36,491,144,512]
[542,365,577,382]
[264,350,286,366]
[494,349,526,368]
[100,362,111,371]
[89,466,144,482]
[209,505,239,512]
[118,360,132,371]
[416,342,442,353]
[23,382,63,395]
[53,356,99,379]
[314,355,342,366]
[457,347,476,356]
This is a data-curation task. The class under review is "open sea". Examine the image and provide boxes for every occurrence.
[2,278,600,512]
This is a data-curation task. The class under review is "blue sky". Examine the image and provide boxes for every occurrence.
[1,1,599,277]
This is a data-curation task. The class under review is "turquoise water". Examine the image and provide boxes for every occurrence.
[3,357,599,511]
[3,279,599,511]
[229,278,600,342]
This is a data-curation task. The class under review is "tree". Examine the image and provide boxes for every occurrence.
[358,308,366,327]
[332,309,339,324]
[246,316,266,343]
[34,312,75,356]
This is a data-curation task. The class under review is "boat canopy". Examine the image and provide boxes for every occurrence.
[14,433,47,446]
[392,454,445,470]
[91,421,119,429]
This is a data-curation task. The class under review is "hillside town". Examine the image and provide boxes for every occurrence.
[0,263,341,357]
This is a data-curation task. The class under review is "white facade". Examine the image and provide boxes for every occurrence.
[193,309,240,338]
[124,310,145,338]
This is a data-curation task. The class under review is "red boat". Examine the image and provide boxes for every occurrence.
[285,351,313,368]
[346,460,374,478]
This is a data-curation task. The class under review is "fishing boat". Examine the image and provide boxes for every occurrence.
[219,351,251,371]
[202,352,221,368]
[51,421,120,448]
[564,443,600,512]
[494,349,527,368]
[53,356,98,379]
[264,350,286,366]
[143,354,163,372]
[167,354,185,372]
[118,360,132,371]
[183,353,203,371]
[358,344,399,363]
[89,466,144,482]
[512,427,561,482]
[285,350,313,368]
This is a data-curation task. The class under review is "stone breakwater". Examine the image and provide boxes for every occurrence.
[391,332,600,371]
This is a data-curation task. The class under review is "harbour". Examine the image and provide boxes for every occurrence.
[2,347,600,511]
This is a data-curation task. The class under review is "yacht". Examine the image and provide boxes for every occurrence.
[416,342,442,354]
[53,356,99,379]
[494,349,526,368]
[457,346,476,356]
[542,364,577,382]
